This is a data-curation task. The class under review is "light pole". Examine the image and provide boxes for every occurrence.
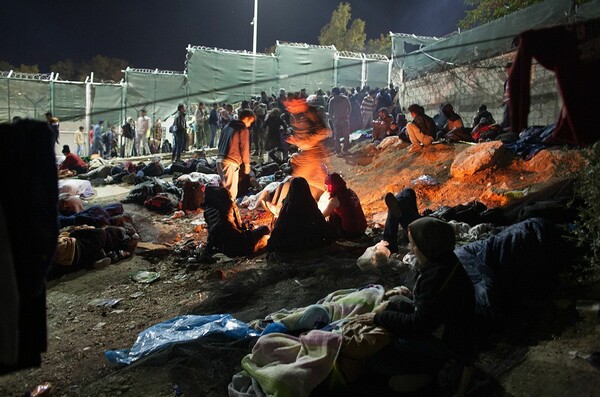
[251,0,258,54]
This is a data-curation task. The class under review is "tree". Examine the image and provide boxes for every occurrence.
[459,0,591,29]
[50,59,77,80]
[76,55,129,82]
[318,2,366,52]
[0,61,39,73]
[365,33,392,56]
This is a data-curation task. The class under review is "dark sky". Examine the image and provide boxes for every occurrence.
[0,0,470,72]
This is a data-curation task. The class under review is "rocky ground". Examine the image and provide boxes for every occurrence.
[1,139,599,397]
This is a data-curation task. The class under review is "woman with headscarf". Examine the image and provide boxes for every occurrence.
[267,177,334,254]
[355,217,475,395]
[322,173,367,239]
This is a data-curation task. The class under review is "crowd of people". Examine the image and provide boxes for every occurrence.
[48,77,548,396]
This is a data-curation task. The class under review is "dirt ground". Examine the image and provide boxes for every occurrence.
[1,140,600,397]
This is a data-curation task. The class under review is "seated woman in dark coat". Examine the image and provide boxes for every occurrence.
[267,177,334,254]
[203,185,269,257]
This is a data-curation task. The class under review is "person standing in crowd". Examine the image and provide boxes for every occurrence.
[121,117,135,157]
[103,126,114,159]
[172,104,187,162]
[406,104,436,152]
[328,87,352,155]
[91,119,104,157]
[74,126,85,157]
[136,109,151,156]
[59,145,88,175]
[208,102,220,148]
[361,89,376,130]
[194,102,208,148]
[500,62,512,131]
[216,109,255,200]
[45,111,60,143]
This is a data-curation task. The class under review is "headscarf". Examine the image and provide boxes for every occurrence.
[408,217,455,261]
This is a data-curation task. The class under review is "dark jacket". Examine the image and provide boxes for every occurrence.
[217,120,250,168]
[374,252,475,362]
[413,113,437,138]
[174,110,187,135]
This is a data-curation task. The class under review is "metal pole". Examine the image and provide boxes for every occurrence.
[252,0,258,55]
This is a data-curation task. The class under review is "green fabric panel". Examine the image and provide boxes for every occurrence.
[187,49,278,104]
[53,82,86,122]
[91,84,123,128]
[391,34,440,57]
[395,0,574,76]
[0,79,8,122]
[125,70,187,122]
[337,58,363,89]
[7,80,51,120]
[578,0,600,17]
[365,60,388,89]
[276,45,336,93]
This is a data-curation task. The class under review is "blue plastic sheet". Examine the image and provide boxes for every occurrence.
[105,314,259,365]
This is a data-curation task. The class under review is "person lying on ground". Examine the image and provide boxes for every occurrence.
[202,185,269,258]
[321,173,367,239]
[267,177,334,254]
[51,225,140,276]
[59,145,88,175]
[353,217,475,396]
[58,193,84,216]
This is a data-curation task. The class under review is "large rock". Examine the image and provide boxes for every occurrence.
[450,141,509,178]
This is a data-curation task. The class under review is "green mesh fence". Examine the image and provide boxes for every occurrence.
[392,0,600,79]
[4,79,51,120]
[186,48,278,104]
[365,59,389,89]
[336,56,363,89]
[53,81,86,121]
[276,43,337,93]
[90,84,123,128]
[125,68,187,123]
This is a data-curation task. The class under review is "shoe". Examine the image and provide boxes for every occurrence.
[407,144,422,153]
[388,373,432,393]
[93,257,111,269]
[384,192,402,218]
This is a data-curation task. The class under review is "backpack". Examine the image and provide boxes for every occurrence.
[169,124,177,134]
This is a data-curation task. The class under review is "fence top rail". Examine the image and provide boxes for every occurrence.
[125,67,185,75]
[276,41,337,51]
[364,53,390,61]
[186,45,274,57]
[0,70,53,81]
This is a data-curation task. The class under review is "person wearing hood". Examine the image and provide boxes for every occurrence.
[202,185,269,257]
[322,173,367,239]
[216,109,255,200]
[355,217,475,395]
[267,177,334,254]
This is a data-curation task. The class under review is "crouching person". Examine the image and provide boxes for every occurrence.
[203,185,269,258]
[354,217,475,395]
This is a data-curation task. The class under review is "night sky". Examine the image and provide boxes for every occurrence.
[0,0,470,72]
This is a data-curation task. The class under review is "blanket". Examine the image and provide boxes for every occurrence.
[241,330,343,397]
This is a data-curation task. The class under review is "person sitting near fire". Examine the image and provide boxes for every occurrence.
[267,177,334,255]
[406,104,436,152]
[438,104,472,142]
[202,185,270,258]
[321,173,367,239]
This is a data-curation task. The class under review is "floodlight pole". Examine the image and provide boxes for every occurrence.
[252,0,258,54]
